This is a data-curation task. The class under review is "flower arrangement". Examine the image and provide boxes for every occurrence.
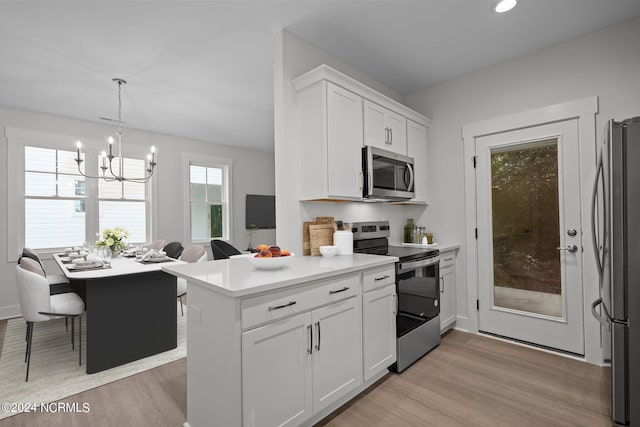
[96,227,129,253]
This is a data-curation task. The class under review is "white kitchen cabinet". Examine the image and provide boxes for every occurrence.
[362,284,397,382]
[364,99,407,155]
[242,313,313,427]
[312,297,362,413]
[242,296,361,426]
[440,250,458,332]
[297,81,364,200]
[294,65,430,201]
[407,119,428,203]
[171,253,398,427]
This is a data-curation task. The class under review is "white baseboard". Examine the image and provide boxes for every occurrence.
[0,305,21,320]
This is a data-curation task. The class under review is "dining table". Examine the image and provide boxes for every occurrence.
[53,251,185,374]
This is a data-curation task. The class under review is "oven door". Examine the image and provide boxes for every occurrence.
[396,257,440,337]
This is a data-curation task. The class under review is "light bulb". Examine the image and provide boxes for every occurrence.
[493,0,517,13]
[150,146,156,153]
[101,150,107,157]
[76,141,82,149]
[108,136,114,144]
[147,153,152,161]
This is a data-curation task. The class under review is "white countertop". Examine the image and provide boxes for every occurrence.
[162,253,398,298]
[54,253,185,279]
[390,242,460,253]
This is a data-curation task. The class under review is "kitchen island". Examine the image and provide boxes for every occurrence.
[163,253,398,427]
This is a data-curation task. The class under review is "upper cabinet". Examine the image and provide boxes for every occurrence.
[294,65,431,202]
[407,120,428,203]
[297,81,363,200]
[363,100,407,155]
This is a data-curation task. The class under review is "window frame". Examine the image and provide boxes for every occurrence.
[182,153,233,245]
[6,127,155,261]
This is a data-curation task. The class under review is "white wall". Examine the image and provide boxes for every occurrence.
[404,16,640,363]
[274,30,431,253]
[1,106,275,318]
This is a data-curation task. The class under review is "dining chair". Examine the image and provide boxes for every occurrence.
[163,241,184,259]
[16,258,85,381]
[20,247,74,293]
[147,240,166,251]
[176,245,208,316]
[21,248,76,334]
[211,239,242,260]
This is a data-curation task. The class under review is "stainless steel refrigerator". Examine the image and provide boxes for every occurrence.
[592,117,640,426]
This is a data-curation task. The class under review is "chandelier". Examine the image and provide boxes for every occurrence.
[74,78,157,182]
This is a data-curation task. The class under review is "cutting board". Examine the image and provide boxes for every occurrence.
[309,224,335,256]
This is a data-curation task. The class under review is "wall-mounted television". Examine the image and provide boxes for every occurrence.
[245,194,276,229]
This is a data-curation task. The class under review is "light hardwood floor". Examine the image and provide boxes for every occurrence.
[0,320,609,427]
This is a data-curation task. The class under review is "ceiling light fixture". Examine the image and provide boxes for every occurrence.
[75,78,157,183]
[493,0,518,13]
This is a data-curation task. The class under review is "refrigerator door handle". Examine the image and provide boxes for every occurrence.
[591,298,610,327]
[591,149,604,282]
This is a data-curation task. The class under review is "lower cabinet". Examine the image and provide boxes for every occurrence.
[439,250,457,332]
[362,284,396,381]
[242,297,361,426]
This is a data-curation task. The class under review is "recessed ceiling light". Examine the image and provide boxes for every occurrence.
[493,0,518,13]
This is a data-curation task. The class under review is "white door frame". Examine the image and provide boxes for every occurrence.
[461,96,602,365]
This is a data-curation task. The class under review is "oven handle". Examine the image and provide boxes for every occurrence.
[398,256,440,272]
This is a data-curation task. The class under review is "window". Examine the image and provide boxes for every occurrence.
[7,128,154,259]
[189,164,229,241]
[24,147,86,249]
[99,157,147,243]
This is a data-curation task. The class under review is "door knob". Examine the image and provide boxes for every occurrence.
[557,244,578,253]
[567,228,577,237]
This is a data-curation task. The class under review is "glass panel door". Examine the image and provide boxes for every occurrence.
[490,139,562,318]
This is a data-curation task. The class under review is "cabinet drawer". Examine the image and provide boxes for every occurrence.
[362,265,395,292]
[241,274,360,329]
[440,252,456,269]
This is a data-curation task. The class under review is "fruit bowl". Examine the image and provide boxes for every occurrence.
[246,253,295,270]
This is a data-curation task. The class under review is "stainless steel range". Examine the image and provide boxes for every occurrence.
[352,221,441,372]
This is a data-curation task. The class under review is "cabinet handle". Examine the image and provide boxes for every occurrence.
[374,275,390,281]
[358,170,363,191]
[308,324,313,355]
[393,293,397,315]
[440,276,445,293]
[315,321,321,351]
[329,286,350,294]
[268,301,296,311]
[444,257,454,262]
[389,127,393,144]
[385,127,390,144]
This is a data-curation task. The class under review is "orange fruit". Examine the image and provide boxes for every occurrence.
[281,249,291,257]
[256,244,269,252]
[256,249,272,258]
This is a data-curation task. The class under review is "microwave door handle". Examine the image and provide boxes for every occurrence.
[368,170,373,195]
[406,163,415,191]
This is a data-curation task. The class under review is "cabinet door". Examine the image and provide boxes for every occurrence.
[440,264,457,331]
[327,83,364,199]
[407,120,428,203]
[362,285,397,381]
[311,297,362,413]
[385,110,407,154]
[242,313,312,427]
[363,100,387,150]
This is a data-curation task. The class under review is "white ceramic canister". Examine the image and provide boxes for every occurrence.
[333,231,353,255]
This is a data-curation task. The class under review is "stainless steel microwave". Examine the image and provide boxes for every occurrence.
[362,146,415,201]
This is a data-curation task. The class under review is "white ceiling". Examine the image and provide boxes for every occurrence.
[1,1,639,152]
